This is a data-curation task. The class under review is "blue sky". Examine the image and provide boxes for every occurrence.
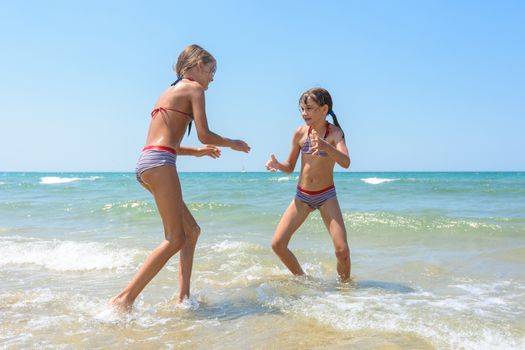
[1,1,524,172]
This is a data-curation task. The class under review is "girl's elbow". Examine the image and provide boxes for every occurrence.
[284,164,295,174]
[342,158,351,169]
[198,133,211,144]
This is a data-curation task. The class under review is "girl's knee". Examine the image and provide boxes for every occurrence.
[186,224,201,245]
[271,239,287,254]
[335,245,350,261]
[165,234,186,255]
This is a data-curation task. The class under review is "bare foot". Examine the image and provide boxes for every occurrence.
[109,295,133,312]
[176,294,189,304]
[174,296,199,310]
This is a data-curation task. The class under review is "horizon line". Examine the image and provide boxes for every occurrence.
[1,170,524,174]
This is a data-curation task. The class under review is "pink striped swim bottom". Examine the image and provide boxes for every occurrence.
[295,184,337,209]
[135,145,177,185]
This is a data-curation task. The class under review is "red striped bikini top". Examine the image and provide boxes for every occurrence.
[150,107,193,119]
[150,77,194,134]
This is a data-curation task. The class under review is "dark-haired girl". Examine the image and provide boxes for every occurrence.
[265,87,351,280]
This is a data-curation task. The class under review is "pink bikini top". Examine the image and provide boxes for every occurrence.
[301,122,330,156]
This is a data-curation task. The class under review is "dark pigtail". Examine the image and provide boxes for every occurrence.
[329,110,344,138]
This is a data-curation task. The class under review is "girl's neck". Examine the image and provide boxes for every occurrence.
[310,119,328,132]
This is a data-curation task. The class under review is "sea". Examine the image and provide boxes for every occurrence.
[1,172,524,349]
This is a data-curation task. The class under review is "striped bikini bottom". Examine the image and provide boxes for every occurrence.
[135,145,177,185]
[295,184,337,210]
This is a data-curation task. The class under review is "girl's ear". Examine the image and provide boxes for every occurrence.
[322,104,330,116]
[196,60,205,72]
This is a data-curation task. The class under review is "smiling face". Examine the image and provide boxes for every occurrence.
[300,96,329,126]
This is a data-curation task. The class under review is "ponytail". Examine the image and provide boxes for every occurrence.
[329,110,344,138]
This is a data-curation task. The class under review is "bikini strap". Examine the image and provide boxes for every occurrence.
[307,121,330,138]
[171,76,195,86]
[171,76,183,86]
[168,76,194,136]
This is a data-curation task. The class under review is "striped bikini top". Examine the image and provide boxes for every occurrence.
[150,76,194,135]
[301,122,330,157]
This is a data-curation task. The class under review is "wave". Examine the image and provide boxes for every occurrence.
[207,240,264,253]
[256,278,525,350]
[361,177,398,185]
[0,236,139,271]
[100,200,154,214]
[188,202,233,211]
[336,212,504,234]
[40,176,103,184]
[268,176,298,182]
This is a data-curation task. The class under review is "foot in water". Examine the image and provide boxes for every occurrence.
[175,295,200,310]
[109,294,133,312]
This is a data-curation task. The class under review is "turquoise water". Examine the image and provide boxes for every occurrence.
[1,172,524,349]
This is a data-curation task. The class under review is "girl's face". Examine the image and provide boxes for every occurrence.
[300,97,328,125]
[196,61,216,90]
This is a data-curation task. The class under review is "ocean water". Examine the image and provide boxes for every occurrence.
[1,172,524,349]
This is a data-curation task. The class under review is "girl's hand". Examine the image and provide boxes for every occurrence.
[197,145,221,159]
[265,154,280,172]
[230,139,251,153]
[310,130,329,155]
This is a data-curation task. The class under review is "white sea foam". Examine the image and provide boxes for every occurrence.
[40,176,102,184]
[0,236,139,271]
[361,177,397,185]
[208,240,262,253]
[270,175,297,182]
[256,278,525,350]
[172,295,200,311]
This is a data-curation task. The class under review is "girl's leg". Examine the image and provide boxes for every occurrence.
[319,198,351,280]
[271,198,313,275]
[177,202,200,303]
[110,166,186,310]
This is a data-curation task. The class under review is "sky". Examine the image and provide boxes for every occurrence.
[0,0,524,172]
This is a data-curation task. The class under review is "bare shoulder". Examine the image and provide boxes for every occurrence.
[182,81,205,99]
[293,125,307,140]
[328,123,345,142]
[294,125,308,135]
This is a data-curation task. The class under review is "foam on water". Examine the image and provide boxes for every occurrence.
[339,211,503,233]
[361,177,398,185]
[269,175,298,182]
[208,240,262,253]
[40,176,102,184]
[256,277,525,350]
[0,236,139,271]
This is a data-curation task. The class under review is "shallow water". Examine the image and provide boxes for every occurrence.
[1,172,524,349]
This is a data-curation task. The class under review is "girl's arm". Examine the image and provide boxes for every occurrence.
[177,145,221,158]
[190,87,250,153]
[312,129,351,168]
[266,127,302,173]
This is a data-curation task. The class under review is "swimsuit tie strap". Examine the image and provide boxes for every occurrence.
[151,107,167,118]
[171,76,183,86]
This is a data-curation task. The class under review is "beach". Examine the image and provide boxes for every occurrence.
[1,172,524,349]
